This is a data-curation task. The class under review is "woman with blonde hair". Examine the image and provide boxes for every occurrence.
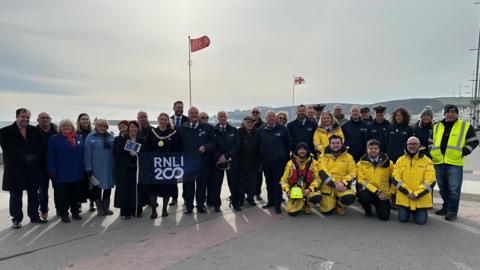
[84,118,115,216]
[47,119,85,223]
[313,111,344,156]
[276,111,288,126]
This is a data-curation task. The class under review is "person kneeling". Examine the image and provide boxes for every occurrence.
[280,143,322,216]
[392,136,436,225]
[357,139,394,221]
[317,135,357,215]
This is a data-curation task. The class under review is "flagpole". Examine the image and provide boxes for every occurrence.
[292,74,295,120]
[188,36,192,107]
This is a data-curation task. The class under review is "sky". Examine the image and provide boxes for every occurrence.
[0,0,479,121]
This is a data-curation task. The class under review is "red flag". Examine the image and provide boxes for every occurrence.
[294,76,305,85]
[190,36,210,52]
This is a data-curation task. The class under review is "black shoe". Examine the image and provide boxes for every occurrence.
[214,207,221,213]
[169,198,178,206]
[89,202,96,212]
[435,209,448,216]
[123,216,132,220]
[161,210,168,217]
[239,200,245,207]
[255,195,263,201]
[275,208,282,214]
[61,215,71,223]
[72,214,83,220]
[185,208,193,214]
[262,204,273,209]
[233,205,242,212]
[247,200,256,207]
[30,217,48,224]
[12,222,21,229]
[197,207,207,214]
[150,208,158,219]
[445,214,457,221]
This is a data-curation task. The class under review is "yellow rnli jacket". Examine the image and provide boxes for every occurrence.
[317,146,357,194]
[391,150,436,210]
[313,122,344,155]
[280,155,321,192]
[356,153,394,198]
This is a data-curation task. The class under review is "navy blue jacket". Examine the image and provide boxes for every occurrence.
[342,118,367,162]
[413,121,433,150]
[47,134,85,183]
[386,123,413,162]
[366,119,391,152]
[258,124,291,165]
[287,118,316,153]
[213,123,240,163]
[178,122,215,164]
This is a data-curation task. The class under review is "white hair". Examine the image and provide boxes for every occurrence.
[58,119,76,131]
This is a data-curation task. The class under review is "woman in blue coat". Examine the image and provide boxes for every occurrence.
[385,107,414,162]
[47,119,85,223]
[84,119,115,216]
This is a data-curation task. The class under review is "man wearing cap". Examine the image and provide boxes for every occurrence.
[366,106,391,152]
[360,107,373,124]
[342,106,367,162]
[287,105,317,155]
[239,116,260,206]
[430,104,479,221]
[313,104,326,123]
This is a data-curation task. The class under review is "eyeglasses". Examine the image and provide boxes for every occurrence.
[407,143,419,146]
[252,111,260,114]
[277,117,286,120]
[201,116,209,120]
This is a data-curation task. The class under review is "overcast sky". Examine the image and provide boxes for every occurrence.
[1,0,479,121]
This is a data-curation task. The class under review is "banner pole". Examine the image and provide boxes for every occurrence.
[292,75,295,120]
[188,36,192,108]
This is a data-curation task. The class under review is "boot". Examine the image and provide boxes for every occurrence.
[103,198,114,215]
[95,199,106,216]
[150,197,158,219]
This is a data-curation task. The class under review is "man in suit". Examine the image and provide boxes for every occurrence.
[171,101,189,130]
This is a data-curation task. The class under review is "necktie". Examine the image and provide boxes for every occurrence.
[176,117,181,128]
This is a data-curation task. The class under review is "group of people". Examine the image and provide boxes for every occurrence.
[0,101,478,229]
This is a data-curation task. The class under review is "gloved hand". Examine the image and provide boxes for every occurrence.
[25,154,39,165]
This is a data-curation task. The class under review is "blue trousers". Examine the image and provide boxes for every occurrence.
[435,164,463,216]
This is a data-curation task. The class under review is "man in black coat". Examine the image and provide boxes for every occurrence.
[36,112,58,219]
[258,110,291,214]
[178,107,216,214]
[342,106,367,162]
[251,107,265,201]
[211,111,241,212]
[366,106,391,152]
[287,105,316,155]
[0,108,47,229]
[171,100,189,129]
[239,116,260,206]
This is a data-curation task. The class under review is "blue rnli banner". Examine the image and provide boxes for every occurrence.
[137,152,200,184]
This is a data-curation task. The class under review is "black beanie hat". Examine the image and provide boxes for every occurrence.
[443,104,459,114]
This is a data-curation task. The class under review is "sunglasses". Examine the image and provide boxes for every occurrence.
[252,111,260,114]
[201,116,209,119]
[278,117,286,120]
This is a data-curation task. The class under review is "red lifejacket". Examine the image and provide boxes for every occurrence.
[288,158,314,186]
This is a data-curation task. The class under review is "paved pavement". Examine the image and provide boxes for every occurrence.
[0,150,479,270]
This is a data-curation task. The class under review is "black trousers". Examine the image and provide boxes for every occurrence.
[38,175,53,214]
[240,169,257,201]
[211,164,240,208]
[183,165,208,210]
[54,181,82,216]
[262,162,284,210]
[9,187,39,223]
[357,190,391,221]
[90,187,111,201]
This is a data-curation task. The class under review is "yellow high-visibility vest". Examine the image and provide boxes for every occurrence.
[430,119,470,166]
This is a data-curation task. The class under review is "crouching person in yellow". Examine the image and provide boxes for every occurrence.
[357,139,394,221]
[317,135,357,215]
[280,143,322,216]
[392,136,436,225]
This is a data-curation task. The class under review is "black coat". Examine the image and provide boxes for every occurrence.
[386,123,413,162]
[213,124,240,163]
[342,119,367,162]
[238,127,259,172]
[413,121,433,150]
[366,119,391,152]
[178,122,215,164]
[113,136,147,209]
[1,122,43,191]
[36,124,58,178]
[170,115,189,129]
[287,118,316,153]
[258,124,291,165]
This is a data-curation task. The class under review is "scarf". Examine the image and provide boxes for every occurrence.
[62,132,77,147]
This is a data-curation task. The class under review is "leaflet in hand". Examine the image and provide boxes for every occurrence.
[124,140,142,153]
